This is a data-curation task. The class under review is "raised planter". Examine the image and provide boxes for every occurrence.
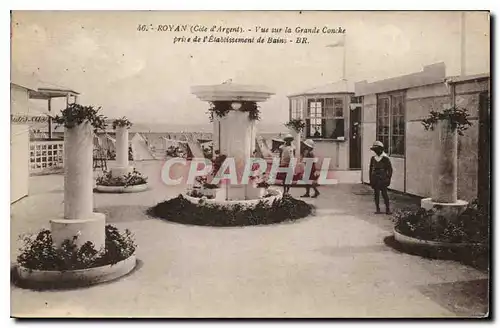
[246,185,267,199]
[95,183,148,193]
[15,255,137,289]
[393,228,485,249]
[199,187,225,200]
[184,188,282,208]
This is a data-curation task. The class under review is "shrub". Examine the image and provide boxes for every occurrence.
[393,200,489,244]
[147,194,314,227]
[17,225,136,271]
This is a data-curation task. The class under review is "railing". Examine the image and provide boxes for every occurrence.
[29,140,64,172]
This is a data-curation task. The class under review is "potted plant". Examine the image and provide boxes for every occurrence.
[112,117,133,130]
[284,119,306,134]
[53,103,107,132]
[422,106,472,136]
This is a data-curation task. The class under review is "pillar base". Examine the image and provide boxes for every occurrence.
[421,198,468,220]
[50,213,106,251]
[225,185,248,201]
[111,166,133,178]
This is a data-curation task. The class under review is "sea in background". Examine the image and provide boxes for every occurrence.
[129,122,289,134]
[129,122,290,143]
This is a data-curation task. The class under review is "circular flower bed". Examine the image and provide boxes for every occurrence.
[147,194,314,227]
[17,225,136,271]
[392,200,488,245]
[389,200,489,271]
[96,169,147,187]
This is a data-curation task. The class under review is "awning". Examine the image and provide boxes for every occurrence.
[28,88,80,100]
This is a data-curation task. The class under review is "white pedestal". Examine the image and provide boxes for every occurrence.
[219,111,256,200]
[431,120,458,203]
[111,166,134,178]
[112,126,133,178]
[421,198,468,221]
[51,213,106,250]
[55,121,105,250]
[289,128,301,157]
[64,122,94,220]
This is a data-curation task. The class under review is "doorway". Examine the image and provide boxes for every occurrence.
[349,106,362,169]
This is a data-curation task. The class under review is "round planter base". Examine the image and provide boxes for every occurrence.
[95,183,148,193]
[393,228,484,249]
[14,255,137,290]
[421,198,468,220]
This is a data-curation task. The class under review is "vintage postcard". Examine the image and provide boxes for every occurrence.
[10,10,490,318]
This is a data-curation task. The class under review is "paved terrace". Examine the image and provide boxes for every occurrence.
[11,161,488,318]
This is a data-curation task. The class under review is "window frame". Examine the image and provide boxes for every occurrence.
[376,92,406,157]
[304,96,346,139]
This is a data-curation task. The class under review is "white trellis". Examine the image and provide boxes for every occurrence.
[29,140,64,172]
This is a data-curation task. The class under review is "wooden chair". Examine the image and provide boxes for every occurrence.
[93,146,108,171]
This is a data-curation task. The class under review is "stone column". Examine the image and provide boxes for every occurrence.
[432,120,457,203]
[212,118,220,153]
[288,128,301,157]
[51,121,105,249]
[111,126,133,177]
[421,119,468,219]
[218,110,255,200]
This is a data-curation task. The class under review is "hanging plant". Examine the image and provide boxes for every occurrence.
[240,101,261,121]
[284,119,306,133]
[421,106,472,136]
[207,101,231,122]
[53,103,107,132]
[112,117,133,130]
[206,101,261,122]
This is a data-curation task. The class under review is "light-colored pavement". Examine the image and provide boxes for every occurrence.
[10,161,488,318]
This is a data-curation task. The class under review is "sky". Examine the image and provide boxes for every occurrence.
[11,11,490,125]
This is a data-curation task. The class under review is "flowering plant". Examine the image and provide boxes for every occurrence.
[421,106,472,136]
[284,119,306,133]
[112,117,133,129]
[207,101,261,122]
[53,103,107,132]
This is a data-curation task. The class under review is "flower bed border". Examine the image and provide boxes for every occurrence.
[14,255,137,289]
[393,228,486,249]
[95,183,148,193]
[184,188,282,208]
[147,193,314,227]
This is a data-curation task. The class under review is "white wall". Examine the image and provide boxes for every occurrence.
[11,85,30,203]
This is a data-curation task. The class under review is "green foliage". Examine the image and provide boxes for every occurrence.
[207,101,261,122]
[112,117,133,130]
[392,200,489,244]
[96,168,148,187]
[147,194,314,227]
[284,119,306,133]
[53,103,107,132]
[421,106,473,136]
[17,225,136,271]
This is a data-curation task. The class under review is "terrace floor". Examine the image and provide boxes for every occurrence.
[10,161,489,318]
